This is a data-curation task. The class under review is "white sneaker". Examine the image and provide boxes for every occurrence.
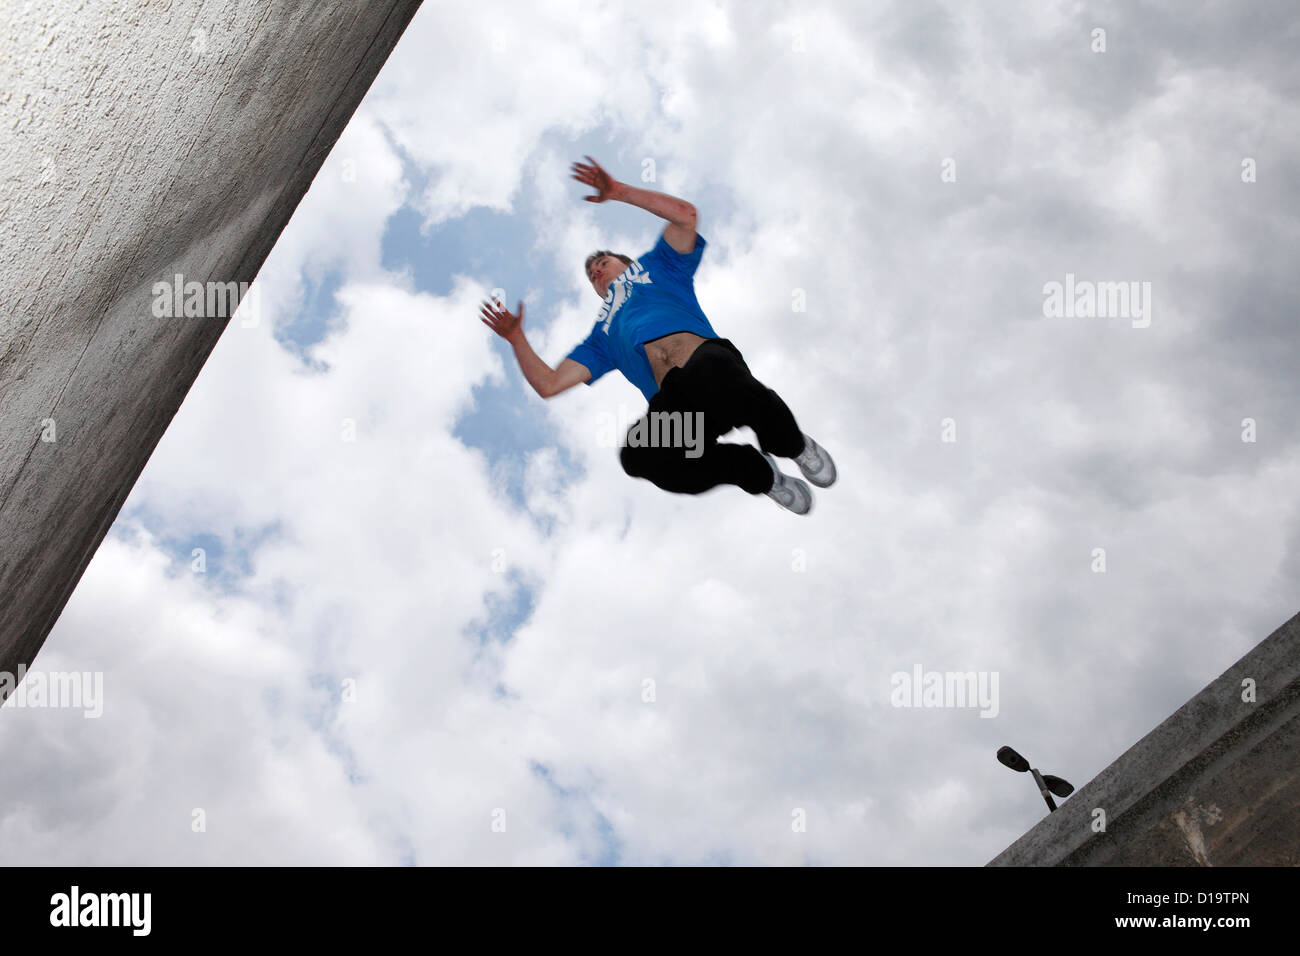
[762,452,813,515]
[792,432,836,488]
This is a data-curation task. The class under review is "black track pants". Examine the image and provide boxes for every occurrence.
[619,338,805,495]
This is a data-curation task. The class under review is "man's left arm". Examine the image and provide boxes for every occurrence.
[571,156,698,253]
[613,182,698,254]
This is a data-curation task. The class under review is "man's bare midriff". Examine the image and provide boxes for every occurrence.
[644,331,710,387]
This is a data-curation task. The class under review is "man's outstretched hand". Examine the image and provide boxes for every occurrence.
[571,155,622,203]
[480,298,524,341]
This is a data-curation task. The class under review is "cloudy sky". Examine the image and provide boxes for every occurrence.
[3,0,1298,865]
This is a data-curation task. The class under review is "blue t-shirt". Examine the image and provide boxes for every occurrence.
[565,231,719,403]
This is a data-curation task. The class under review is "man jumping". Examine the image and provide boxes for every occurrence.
[478,155,835,514]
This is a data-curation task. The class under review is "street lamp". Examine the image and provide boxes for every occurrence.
[997,745,1074,813]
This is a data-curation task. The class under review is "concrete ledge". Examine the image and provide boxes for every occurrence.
[988,609,1300,866]
[0,0,423,678]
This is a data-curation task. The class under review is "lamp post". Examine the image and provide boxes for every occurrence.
[997,745,1074,813]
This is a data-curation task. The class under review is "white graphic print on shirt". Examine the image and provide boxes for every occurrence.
[598,259,652,334]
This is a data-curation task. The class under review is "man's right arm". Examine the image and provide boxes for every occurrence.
[549,357,592,397]
[508,332,590,398]
[480,298,591,399]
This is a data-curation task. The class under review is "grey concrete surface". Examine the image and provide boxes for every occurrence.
[988,609,1300,865]
[0,0,423,683]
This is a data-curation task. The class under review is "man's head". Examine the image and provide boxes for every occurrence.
[585,250,632,298]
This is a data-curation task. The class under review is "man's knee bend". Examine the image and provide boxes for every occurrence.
[620,443,647,478]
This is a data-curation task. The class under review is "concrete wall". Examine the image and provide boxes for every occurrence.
[988,609,1300,866]
[0,0,423,681]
